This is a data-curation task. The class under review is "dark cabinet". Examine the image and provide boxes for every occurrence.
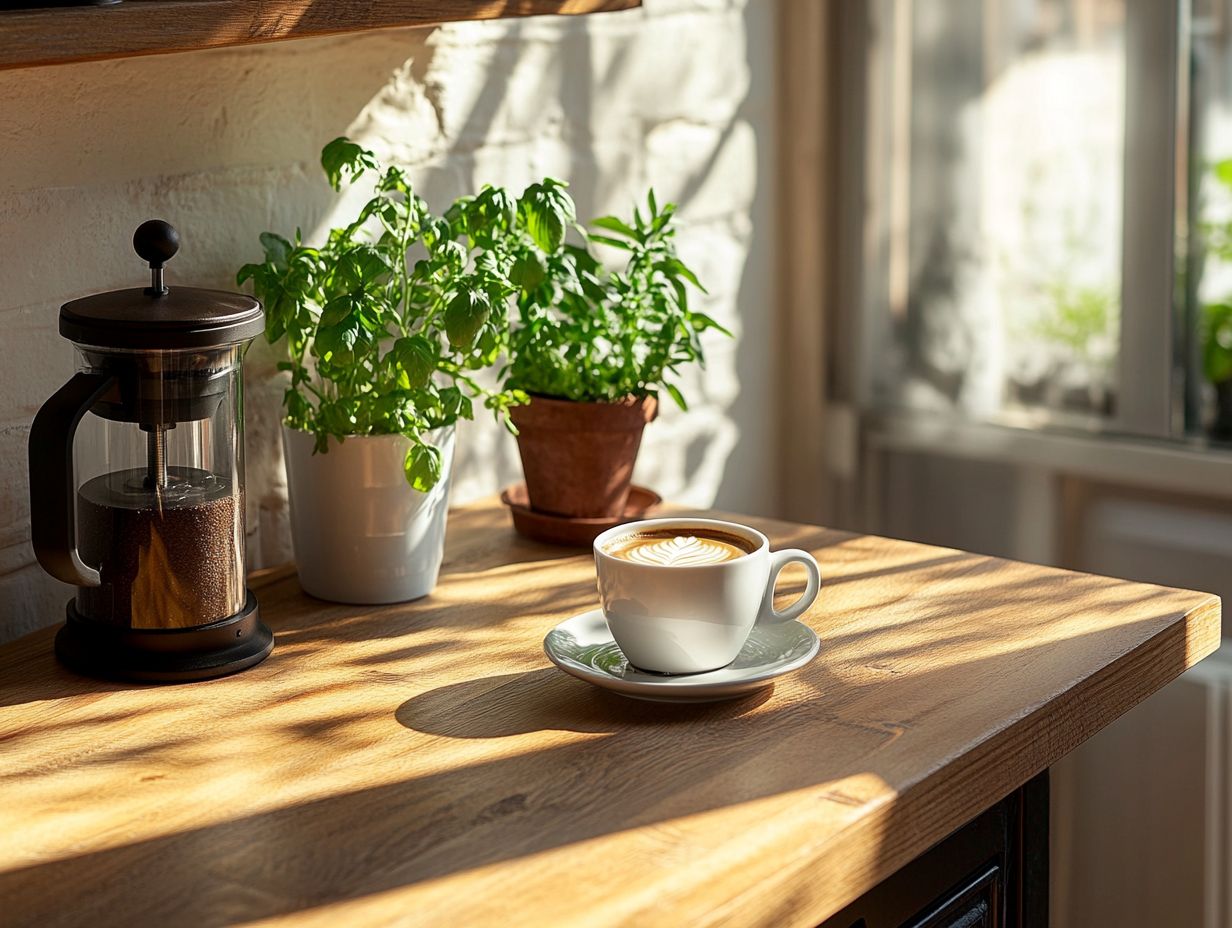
[821,772,1048,928]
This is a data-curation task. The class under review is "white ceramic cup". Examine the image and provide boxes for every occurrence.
[593,517,822,674]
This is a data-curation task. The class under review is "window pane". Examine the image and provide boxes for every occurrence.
[871,0,1126,425]
[1186,0,1232,442]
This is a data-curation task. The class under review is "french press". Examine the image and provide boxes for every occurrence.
[29,220,273,682]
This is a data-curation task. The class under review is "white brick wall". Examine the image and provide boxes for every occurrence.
[0,0,777,642]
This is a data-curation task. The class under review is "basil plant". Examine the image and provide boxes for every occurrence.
[499,188,729,410]
[238,138,532,491]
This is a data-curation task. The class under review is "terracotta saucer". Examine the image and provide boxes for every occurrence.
[500,483,662,547]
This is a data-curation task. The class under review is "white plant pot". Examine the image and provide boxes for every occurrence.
[282,425,455,604]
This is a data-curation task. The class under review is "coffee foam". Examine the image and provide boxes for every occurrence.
[610,530,751,567]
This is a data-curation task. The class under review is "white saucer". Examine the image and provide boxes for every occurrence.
[543,609,820,703]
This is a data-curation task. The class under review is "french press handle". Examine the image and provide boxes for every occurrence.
[29,371,116,587]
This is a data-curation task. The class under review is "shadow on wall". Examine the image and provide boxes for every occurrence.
[327,6,776,521]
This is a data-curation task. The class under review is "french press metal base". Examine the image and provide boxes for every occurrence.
[54,594,273,683]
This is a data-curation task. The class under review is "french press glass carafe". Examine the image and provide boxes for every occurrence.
[29,220,273,682]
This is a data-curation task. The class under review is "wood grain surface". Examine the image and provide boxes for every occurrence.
[0,498,1220,927]
[0,0,642,71]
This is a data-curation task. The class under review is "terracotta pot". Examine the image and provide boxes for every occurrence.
[509,394,658,519]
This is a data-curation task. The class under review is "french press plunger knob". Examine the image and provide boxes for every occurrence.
[133,218,180,296]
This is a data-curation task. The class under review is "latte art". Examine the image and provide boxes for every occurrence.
[607,528,754,566]
[626,535,739,566]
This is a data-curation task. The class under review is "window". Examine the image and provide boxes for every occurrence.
[851,0,1197,443]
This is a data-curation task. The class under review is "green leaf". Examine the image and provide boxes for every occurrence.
[525,203,565,253]
[663,383,687,410]
[394,335,437,389]
[590,216,639,239]
[313,314,368,364]
[336,245,393,290]
[444,289,491,350]
[285,389,312,426]
[466,186,517,238]
[437,240,467,270]
[259,232,292,270]
[403,442,443,492]
[236,263,261,287]
[438,385,473,421]
[321,137,379,191]
[585,233,634,251]
[661,257,705,291]
[319,293,360,328]
[518,180,575,253]
[509,252,546,291]
[688,311,732,337]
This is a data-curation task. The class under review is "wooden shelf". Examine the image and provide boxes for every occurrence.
[0,0,642,71]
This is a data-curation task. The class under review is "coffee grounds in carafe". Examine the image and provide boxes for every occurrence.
[76,467,244,629]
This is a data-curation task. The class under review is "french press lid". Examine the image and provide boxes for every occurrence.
[59,220,264,350]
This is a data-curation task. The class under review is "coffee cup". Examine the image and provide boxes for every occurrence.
[592,517,822,674]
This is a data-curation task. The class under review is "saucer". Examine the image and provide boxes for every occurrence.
[501,483,662,547]
[543,609,820,703]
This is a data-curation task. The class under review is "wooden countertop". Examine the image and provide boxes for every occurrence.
[0,500,1220,927]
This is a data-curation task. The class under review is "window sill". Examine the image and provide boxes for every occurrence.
[865,409,1232,501]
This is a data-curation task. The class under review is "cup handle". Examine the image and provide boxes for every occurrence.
[758,549,822,625]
